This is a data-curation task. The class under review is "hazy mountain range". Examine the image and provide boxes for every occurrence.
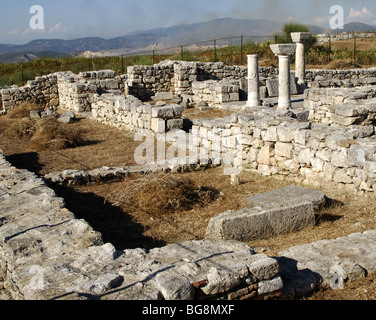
[1,18,376,64]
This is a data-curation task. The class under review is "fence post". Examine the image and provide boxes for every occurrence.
[181,46,184,61]
[353,33,357,65]
[328,34,331,62]
[240,35,243,65]
[214,39,217,62]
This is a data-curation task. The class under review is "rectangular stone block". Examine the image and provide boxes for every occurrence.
[206,186,327,242]
[166,119,184,131]
[245,185,327,210]
[151,118,166,133]
[266,76,298,97]
[206,203,316,242]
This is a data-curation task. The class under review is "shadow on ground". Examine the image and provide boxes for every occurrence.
[53,184,167,251]
[6,152,44,175]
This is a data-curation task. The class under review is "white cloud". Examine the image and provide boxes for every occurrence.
[348,6,375,23]
[8,29,20,36]
[49,22,67,33]
[313,16,330,26]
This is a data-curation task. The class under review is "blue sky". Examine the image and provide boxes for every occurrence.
[2,0,376,44]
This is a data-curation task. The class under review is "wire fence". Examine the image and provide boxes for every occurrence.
[1,32,376,87]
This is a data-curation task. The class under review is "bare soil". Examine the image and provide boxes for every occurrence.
[1,108,376,300]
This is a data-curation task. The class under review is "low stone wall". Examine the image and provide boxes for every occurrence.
[2,151,376,300]
[91,93,184,133]
[305,68,376,84]
[192,80,240,108]
[191,109,376,195]
[305,86,376,126]
[57,70,123,113]
[125,61,176,100]
[1,74,59,112]
[0,151,285,300]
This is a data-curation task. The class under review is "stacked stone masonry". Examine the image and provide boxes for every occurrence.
[1,151,376,300]
[191,107,376,195]
[0,151,284,300]
[1,74,59,112]
[305,86,376,126]
[91,94,184,133]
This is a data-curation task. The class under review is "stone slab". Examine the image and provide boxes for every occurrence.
[266,77,298,97]
[206,202,316,242]
[206,186,327,242]
[245,185,327,211]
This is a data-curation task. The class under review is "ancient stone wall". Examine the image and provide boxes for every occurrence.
[57,70,123,113]
[0,151,285,300]
[91,93,184,133]
[191,108,376,195]
[192,80,240,108]
[1,74,59,112]
[305,86,376,126]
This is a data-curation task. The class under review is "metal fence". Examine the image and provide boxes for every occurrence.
[0,35,275,87]
[2,32,376,87]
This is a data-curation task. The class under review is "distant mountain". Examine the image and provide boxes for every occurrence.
[1,18,375,59]
[0,51,69,64]
[0,18,283,57]
[335,22,376,33]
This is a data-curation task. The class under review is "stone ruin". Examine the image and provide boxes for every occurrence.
[1,33,376,300]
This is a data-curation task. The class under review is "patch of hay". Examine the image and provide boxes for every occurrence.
[28,117,86,151]
[325,59,362,70]
[6,102,43,119]
[112,173,220,216]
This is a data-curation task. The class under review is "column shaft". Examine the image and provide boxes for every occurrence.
[246,54,260,107]
[295,42,305,86]
[278,55,291,110]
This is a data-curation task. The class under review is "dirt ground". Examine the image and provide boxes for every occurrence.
[1,108,376,300]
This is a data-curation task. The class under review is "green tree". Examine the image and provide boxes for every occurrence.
[274,22,317,51]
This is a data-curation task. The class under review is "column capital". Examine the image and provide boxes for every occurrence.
[270,44,296,56]
[291,32,311,44]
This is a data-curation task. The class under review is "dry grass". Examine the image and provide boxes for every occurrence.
[109,172,219,216]
[324,59,362,70]
[1,102,376,300]
[6,102,42,119]
[0,109,144,175]
[1,115,86,152]
[28,117,86,151]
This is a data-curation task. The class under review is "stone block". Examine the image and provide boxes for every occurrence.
[333,169,352,184]
[206,203,315,242]
[166,119,184,131]
[275,142,293,159]
[245,185,326,211]
[257,145,272,165]
[151,118,166,133]
[206,186,326,242]
[266,77,298,98]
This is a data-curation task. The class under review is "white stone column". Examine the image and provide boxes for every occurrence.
[246,54,260,107]
[291,33,311,88]
[269,44,297,110]
[295,42,305,86]
[277,55,291,110]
